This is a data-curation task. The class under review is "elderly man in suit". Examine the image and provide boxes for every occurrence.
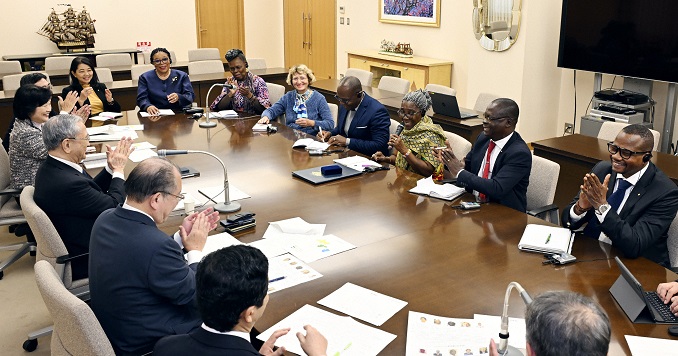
[33,114,133,280]
[562,124,678,267]
[89,157,220,355]
[437,98,531,212]
[317,76,390,157]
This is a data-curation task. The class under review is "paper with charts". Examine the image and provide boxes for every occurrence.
[318,283,407,326]
[406,311,525,356]
[284,234,356,263]
[625,335,678,355]
[267,253,322,294]
[257,304,396,356]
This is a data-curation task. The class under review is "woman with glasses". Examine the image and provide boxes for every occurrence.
[257,64,333,135]
[137,47,195,115]
[210,48,270,115]
[61,56,121,117]
[9,85,53,203]
[372,89,446,177]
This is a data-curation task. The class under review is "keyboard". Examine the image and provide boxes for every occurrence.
[646,291,678,322]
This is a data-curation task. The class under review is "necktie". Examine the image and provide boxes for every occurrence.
[582,178,633,238]
[478,141,496,202]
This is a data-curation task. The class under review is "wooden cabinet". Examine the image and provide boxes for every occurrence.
[347,50,452,90]
[284,0,336,80]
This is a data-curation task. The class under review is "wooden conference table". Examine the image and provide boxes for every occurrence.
[99,110,677,355]
[533,134,678,210]
[311,79,484,143]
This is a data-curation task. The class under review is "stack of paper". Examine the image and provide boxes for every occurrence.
[207,110,238,119]
[140,109,174,117]
[257,304,396,355]
[82,152,107,169]
[91,112,123,121]
[334,156,381,171]
[409,176,465,201]
[292,138,329,151]
[518,224,574,254]
[252,123,271,132]
[87,125,139,142]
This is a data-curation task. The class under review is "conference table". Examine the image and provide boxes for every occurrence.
[533,134,678,210]
[310,79,484,143]
[96,110,677,355]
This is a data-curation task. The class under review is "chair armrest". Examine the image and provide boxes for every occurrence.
[527,204,558,217]
[56,252,89,265]
[0,188,22,196]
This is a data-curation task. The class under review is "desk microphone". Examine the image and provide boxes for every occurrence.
[157,149,241,213]
[201,83,233,128]
[497,282,532,356]
[389,124,404,149]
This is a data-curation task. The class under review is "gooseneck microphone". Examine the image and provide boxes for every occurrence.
[157,149,241,213]
[498,282,532,356]
[201,83,229,128]
[388,124,404,149]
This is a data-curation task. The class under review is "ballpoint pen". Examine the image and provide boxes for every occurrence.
[319,127,325,142]
[269,276,286,283]
[545,233,551,244]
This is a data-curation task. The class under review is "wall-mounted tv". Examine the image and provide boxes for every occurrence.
[557,0,678,83]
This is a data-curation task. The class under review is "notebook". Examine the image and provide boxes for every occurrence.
[517,224,574,255]
[292,165,363,185]
[429,92,478,119]
[408,176,465,201]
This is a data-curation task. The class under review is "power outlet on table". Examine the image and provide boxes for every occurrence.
[564,123,574,135]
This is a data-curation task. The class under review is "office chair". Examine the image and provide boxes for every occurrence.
[20,186,89,352]
[473,93,499,112]
[131,64,154,82]
[247,58,267,70]
[2,72,52,92]
[0,139,32,280]
[378,76,410,95]
[598,121,660,151]
[345,68,374,87]
[328,103,338,126]
[94,68,113,86]
[188,48,220,62]
[187,60,224,76]
[95,54,132,68]
[44,57,74,72]
[266,82,285,105]
[442,131,472,159]
[0,60,22,77]
[667,215,678,270]
[34,260,115,356]
[526,155,560,223]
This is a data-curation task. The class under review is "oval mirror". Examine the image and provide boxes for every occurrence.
[472,0,522,52]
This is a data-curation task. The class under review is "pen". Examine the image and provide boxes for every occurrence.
[545,233,551,244]
[269,276,286,283]
[319,127,325,142]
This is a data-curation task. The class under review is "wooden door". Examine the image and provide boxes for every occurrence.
[283,0,309,69]
[196,0,245,62]
[307,0,336,80]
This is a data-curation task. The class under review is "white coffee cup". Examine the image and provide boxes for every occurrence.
[183,194,195,215]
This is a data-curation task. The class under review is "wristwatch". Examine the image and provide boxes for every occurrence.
[596,203,611,216]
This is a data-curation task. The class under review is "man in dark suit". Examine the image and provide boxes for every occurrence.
[154,245,328,356]
[562,124,678,267]
[89,157,220,355]
[317,76,390,157]
[437,98,531,212]
[33,114,132,280]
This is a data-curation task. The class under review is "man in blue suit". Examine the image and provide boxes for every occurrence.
[89,157,220,355]
[437,98,531,212]
[317,76,390,157]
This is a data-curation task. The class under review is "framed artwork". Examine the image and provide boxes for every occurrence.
[379,0,441,27]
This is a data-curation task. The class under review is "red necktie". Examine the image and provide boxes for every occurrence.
[479,140,496,201]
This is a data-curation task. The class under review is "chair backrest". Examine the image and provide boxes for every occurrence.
[20,186,75,288]
[248,58,267,70]
[526,155,560,212]
[143,51,177,65]
[188,48,221,62]
[266,82,285,105]
[34,260,115,356]
[94,68,113,85]
[328,103,338,126]
[130,64,154,81]
[95,54,132,68]
[0,60,22,76]
[443,131,472,159]
[188,60,224,76]
[668,215,678,268]
[425,83,457,97]
[345,68,374,87]
[3,72,50,91]
[45,56,75,72]
[598,121,660,151]
[474,92,500,112]
[378,76,410,95]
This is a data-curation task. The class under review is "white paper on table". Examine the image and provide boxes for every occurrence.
[267,217,325,235]
[82,152,107,169]
[98,111,123,119]
[318,283,406,326]
[292,138,330,151]
[126,124,144,131]
[625,335,678,355]
[266,253,322,294]
[285,234,356,263]
[199,231,243,256]
[473,314,527,349]
[140,109,174,117]
[248,238,287,259]
[128,149,157,162]
[406,311,489,356]
[257,304,396,356]
[252,123,270,132]
[130,141,156,150]
[207,110,238,119]
[409,176,466,201]
[172,193,209,212]
[198,185,251,203]
[333,156,381,171]
[88,130,139,142]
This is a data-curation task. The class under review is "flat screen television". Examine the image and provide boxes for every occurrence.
[557,0,678,83]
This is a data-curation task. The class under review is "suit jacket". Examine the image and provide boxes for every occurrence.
[33,156,125,280]
[90,207,201,355]
[61,82,121,113]
[154,328,260,356]
[330,94,390,157]
[561,161,678,267]
[457,132,531,212]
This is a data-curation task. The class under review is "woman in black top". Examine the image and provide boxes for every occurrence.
[61,56,121,116]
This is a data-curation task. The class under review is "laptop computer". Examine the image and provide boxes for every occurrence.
[429,92,478,119]
[292,165,363,185]
[610,256,678,324]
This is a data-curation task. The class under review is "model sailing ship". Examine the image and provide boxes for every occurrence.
[37,5,96,51]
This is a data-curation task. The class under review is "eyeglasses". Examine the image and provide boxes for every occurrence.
[483,114,508,122]
[397,109,420,118]
[152,58,170,65]
[159,191,185,200]
[66,135,90,141]
[607,142,651,160]
[334,91,362,104]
